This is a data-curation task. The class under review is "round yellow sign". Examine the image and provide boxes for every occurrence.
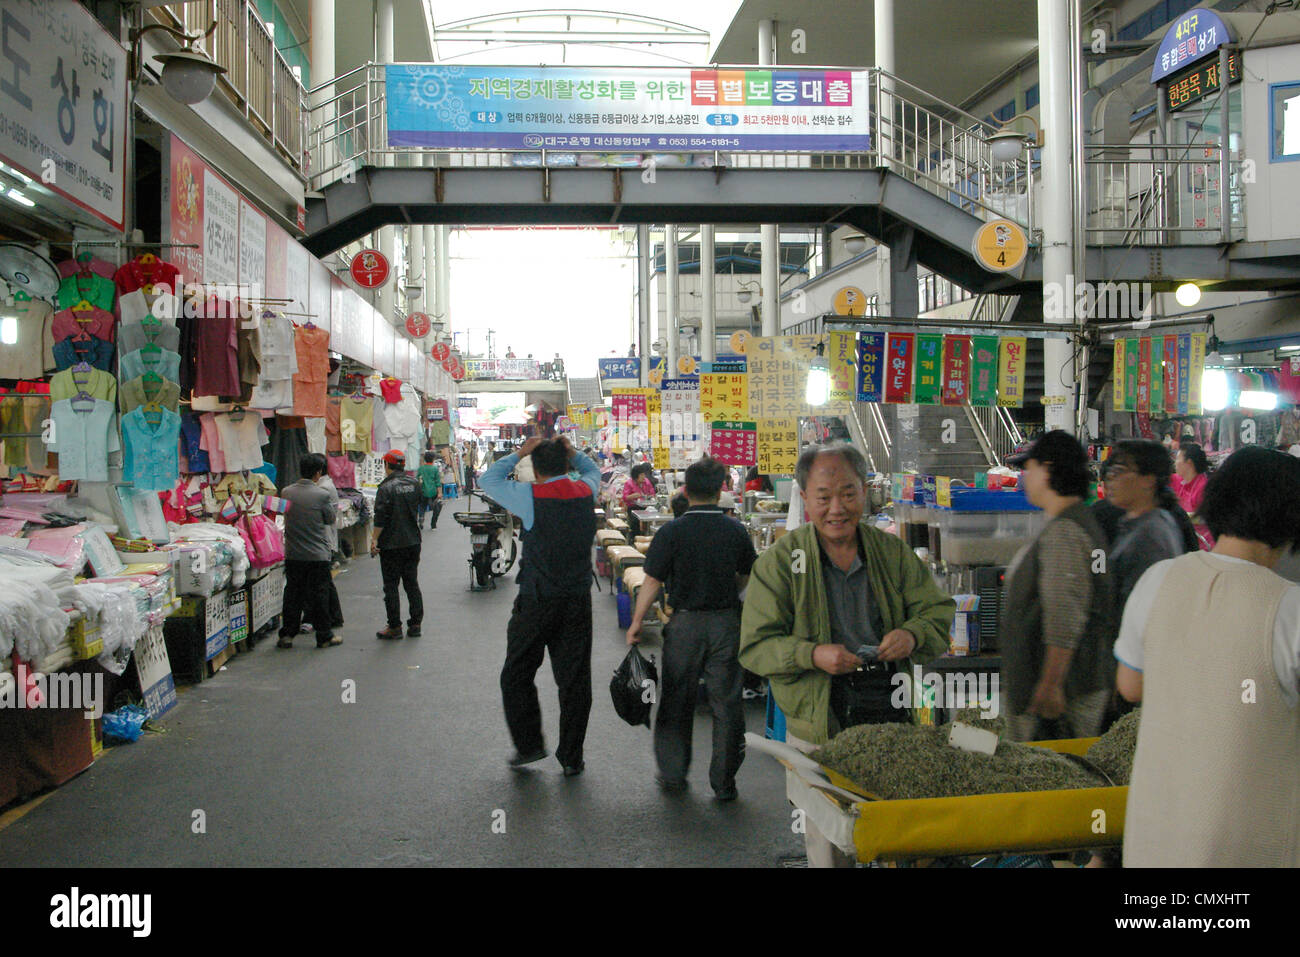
[729,330,750,354]
[833,286,869,316]
[972,219,1029,273]
[677,355,697,375]
[648,367,663,386]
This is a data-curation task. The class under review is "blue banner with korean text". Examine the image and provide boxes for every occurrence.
[857,332,885,402]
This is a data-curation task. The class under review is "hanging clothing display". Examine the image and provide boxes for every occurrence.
[191,300,240,397]
[211,410,269,472]
[178,413,209,474]
[118,375,181,413]
[326,452,356,489]
[45,397,120,482]
[291,324,330,418]
[113,256,181,301]
[340,395,374,453]
[121,406,182,492]
[119,346,182,382]
[213,471,276,506]
[51,304,115,342]
[56,272,115,312]
[255,312,298,381]
[59,254,116,280]
[380,377,403,404]
[0,294,54,379]
[233,324,260,404]
[50,367,117,404]
[325,395,343,454]
[305,417,327,454]
[197,413,228,473]
[117,318,181,354]
[52,337,114,371]
[267,416,309,488]
[119,287,179,325]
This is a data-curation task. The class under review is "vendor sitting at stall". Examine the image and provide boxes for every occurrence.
[621,463,657,536]
[740,442,954,866]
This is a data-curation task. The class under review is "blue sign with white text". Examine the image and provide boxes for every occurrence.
[599,358,641,380]
[1151,8,1232,83]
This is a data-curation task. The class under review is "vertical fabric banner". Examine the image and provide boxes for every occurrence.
[1124,338,1140,412]
[1162,335,1179,413]
[998,337,1027,408]
[1136,337,1153,414]
[1114,339,1128,412]
[1177,334,1192,414]
[914,334,943,405]
[941,335,972,406]
[884,333,915,404]
[1188,333,1206,415]
[857,332,885,402]
[1149,337,1164,414]
[828,331,857,401]
[970,336,999,407]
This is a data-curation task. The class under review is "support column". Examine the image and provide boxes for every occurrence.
[437,225,451,336]
[700,224,716,363]
[665,225,679,377]
[637,224,652,388]
[758,19,780,337]
[424,224,437,318]
[888,224,921,473]
[875,0,895,164]
[1038,0,1077,434]
[310,0,336,179]
[375,0,395,326]
[409,224,424,314]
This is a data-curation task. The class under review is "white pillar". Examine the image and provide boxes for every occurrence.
[700,224,716,362]
[758,19,780,337]
[665,225,679,377]
[374,0,395,327]
[637,224,652,388]
[409,224,424,315]
[376,0,394,61]
[309,0,336,176]
[438,225,451,334]
[1038,0,1076,434]
[424,224,436,318]
[875,0,895,165]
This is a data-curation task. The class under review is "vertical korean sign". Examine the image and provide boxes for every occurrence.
[884,333,915,404]
[914,335,943,405]
[1113,339,1128,412]
[709,421,757,466]
[0,0,128,230]
[1188,333,1206,415]
[1162,336,1180,413]
[941,335,972,406]
[970,336,999,407]
[1124,338,1140,412]
[856,332,884,403]
[1176,334,1192,414]
[828,331,857,401]
[997,338,1027,408]
[1136,337,1153,414]
[1149,337,1164,414]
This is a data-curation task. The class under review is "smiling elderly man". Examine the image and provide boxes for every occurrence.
[740,443,955,866]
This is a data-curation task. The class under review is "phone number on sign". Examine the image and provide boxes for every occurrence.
[654,137,740,148]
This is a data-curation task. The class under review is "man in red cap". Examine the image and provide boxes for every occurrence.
[371,449,425,639]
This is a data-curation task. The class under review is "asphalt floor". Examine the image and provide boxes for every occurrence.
[0,507,805,867]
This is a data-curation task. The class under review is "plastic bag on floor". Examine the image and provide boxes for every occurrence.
[610,646,659,728]
[102,704,149,743]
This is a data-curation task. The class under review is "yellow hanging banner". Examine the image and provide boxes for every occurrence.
[700,373,749,420]
[756,418,800,475]
[828,331,857,401]
[1113,339,1127,412]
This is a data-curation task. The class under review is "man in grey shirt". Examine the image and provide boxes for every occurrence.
[277,453,341,649]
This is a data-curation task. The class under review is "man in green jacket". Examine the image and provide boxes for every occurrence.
[740,443,955,865]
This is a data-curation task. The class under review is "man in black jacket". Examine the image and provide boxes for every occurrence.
[371,450,424,639]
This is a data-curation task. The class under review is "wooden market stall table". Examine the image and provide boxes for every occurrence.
[630,510,673,534]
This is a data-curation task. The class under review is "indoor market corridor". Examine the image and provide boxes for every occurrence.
[0,510,802,867]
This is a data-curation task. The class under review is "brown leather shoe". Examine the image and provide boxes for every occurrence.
[375,627,404,640]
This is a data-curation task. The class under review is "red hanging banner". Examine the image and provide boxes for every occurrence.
[941,335,972,406]
[884,333,915,404]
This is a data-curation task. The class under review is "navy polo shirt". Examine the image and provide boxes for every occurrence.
[643,505,757,611]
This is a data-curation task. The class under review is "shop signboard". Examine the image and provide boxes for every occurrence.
[941,335,972,406]
[1177,334,1191,414]
[708,421,757,466]
[748,335,848,419]
[997,337,1027,408]
[756,418,800,475]
[599,357,640,380]
[699,372,748,420]
[704,357,746,374]
[350,249,390,288]
[1124,338,1140,412]
[385,65,871,152]
[265,218,288,300]
[661,378,702,468]
[1114,339,1128,412]
[133,625,177,720]
[308,256,332,331]
[1163,336,1180,412]
[885,333,915,404]
[1149,338,1164,414]
[239,198,267,300]
[0,0,128,230]
[649,356,702,383]
[1136,337,1153,414]
[1150,8,1232,83]
[203,173,239,289]
[828,331,857,401]
[914,334,943,405]
[970,336,999,407]
[856,332,885,403]
[1188,333,1206,415]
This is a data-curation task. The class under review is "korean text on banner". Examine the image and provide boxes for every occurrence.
[884,333,915,404]
[1177,334,1191,414]
[1163,335,1179,413]
[756,419,799,475]
[1149,337,1164,414]
[1136,337,1152,414]
[709,421,757,466]
[970,336,999,407]
[661,379,702,468]
[385,66,871,152]
[1124,338,1140,412]
[700,373,748,420]
[997,338,1027,408]
[1188,333,1206,415]
[857,332,885,403]
[914,334,943,405]
[1114,339,1128,412]
[0,0,128,230]
[749,335,838,419]
[941,335,972,406]
[828,332,857,402]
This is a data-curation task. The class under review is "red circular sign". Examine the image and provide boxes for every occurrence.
[405,312,431,338]
[350,249,390,289]
[451,366,465,381]
[431,342,450,361]
[441,358,453,372]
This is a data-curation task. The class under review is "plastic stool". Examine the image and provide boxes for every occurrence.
[443,483,457,499]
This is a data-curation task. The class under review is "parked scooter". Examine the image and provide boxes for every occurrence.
[451,490,520,590]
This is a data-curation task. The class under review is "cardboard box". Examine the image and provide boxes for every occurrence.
[68,616,104,661]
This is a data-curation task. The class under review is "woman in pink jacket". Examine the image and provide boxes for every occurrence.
[1171,442,1213,549]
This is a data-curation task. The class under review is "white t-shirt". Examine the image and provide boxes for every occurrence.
[1114,552,1300,708]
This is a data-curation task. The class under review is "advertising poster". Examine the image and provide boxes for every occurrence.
[699,373,748,420]
[940,335,972,406]
[1114,339,1128,412]
[914,334,943,405]
[997,337,1027,408]
[708,421,757,466]
[970,336,999,407]
[884,333,915,404]
[1163,335,1180,412]
[828,331,857,401]
[856,332,885,403]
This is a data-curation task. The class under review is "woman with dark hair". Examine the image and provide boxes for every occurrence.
[1172,442,1213,550]
[1115,445,1300,866]
[744,466,773,494]
[621,462,657,536]
[1101,440,1186,611]
[1000,431,1117,741]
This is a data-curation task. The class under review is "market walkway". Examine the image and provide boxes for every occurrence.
[0,509,803,867]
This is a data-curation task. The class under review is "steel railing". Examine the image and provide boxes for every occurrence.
[153,0,308,176]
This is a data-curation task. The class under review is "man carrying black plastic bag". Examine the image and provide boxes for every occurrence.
[611,646,659,727]
[627,456,757,801]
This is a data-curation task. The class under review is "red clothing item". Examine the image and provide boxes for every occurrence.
[193,312,241,397]
[380,378,403,404]
[59,256,116,280]
[114,258,182,296]
[51,306,116,342]
[1170,472,1207,516]
[745,479,763,492]
[621,476,655,507]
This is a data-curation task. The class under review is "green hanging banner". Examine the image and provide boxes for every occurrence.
[1149,337,1164,414]
[1124,338,1140,411]
[914,334,943,405]
[970,336,999,407]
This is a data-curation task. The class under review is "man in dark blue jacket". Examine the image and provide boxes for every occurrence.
[371,450,425,639]
[480,436,600,776]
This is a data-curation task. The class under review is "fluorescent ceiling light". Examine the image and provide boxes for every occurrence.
[1240,390,1278,411]
[6,189,34,207]
[1202,369,1230,411]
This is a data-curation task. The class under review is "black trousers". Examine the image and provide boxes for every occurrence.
[418,495,442,528]
[327,577,344,628]
[280,560,334,641]
[501,592,593,767]
[379,545,423,629]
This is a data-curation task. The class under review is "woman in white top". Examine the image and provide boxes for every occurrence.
[1115,445,1300,867]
